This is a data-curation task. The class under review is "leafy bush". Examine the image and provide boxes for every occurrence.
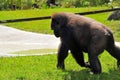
[111,0,120,7]
[1,0,120,10]
[56,0,109,8]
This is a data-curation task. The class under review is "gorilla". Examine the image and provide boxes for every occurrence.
[50,12,120,74]
[107,10,120,20]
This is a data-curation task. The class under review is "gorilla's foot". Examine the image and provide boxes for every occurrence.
[90,69,101,74]
[57,62,65,70]
[90,66,101,74]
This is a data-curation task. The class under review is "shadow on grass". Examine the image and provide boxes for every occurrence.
[63,68,120,80]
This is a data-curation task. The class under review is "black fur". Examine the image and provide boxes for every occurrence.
[51,12,120,74]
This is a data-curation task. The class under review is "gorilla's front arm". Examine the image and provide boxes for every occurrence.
[57,42,69,69]
[57,42,91,70]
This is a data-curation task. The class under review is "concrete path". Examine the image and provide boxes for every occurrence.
[0,25,119,57]
[0,25,60,57]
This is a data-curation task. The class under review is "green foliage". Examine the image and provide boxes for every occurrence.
[56,0,120,8]
[57,0,111,8]
[111,0,120,7]
[107,0,120,8]
[0,0,10,10]
[1,0,120,10]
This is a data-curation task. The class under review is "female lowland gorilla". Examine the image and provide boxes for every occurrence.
[50,12,120,74]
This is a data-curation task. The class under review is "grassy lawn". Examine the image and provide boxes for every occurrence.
[0,7,120,41]
[11,49,57,54]
[0,7,120,80]
[0,52,120,80]
[1,7,108,34]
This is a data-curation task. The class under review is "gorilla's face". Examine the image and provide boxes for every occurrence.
[51,13,68,37]
[51,18,61,37]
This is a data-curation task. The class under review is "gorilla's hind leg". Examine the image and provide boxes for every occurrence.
[71,50,91,68]
[106,32,120,67]
[88,51,102,74]
[106,45,120,67]
[88,43,103,74]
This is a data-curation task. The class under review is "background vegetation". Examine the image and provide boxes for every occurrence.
[0,0,120,10]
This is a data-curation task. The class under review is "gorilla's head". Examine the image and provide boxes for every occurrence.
[51,13,69,37]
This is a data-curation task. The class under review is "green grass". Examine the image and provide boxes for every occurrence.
[0,51,120,80]
[1,7,109,34]
[0,7,120,41]
[0,7,120,80]
[10,49,57,54]
[0,7,108,20]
